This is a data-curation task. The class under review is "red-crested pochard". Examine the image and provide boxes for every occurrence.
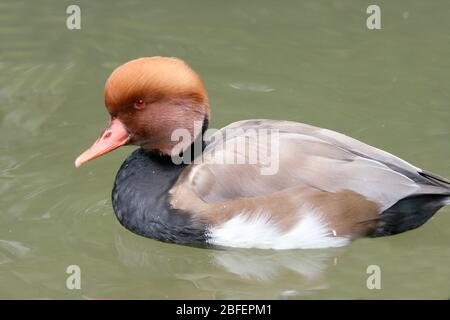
[75,57,450,249]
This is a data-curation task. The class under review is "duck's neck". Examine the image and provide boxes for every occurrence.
[111,119,209,245]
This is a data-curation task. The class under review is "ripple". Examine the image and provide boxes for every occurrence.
[0,239,31,258]
[229,82,275,92]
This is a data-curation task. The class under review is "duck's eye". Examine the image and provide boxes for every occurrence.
[133,99,145,110]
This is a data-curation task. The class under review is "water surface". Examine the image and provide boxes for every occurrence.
[0,0,449,299]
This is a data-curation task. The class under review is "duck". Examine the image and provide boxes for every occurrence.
[75,57,450,250]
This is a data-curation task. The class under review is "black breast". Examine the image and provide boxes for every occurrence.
[112,148,207,245]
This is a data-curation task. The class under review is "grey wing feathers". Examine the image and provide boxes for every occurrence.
[190,119,449,211]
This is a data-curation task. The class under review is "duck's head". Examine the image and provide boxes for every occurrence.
[75,57,210,167]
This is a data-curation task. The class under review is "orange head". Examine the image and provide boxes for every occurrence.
[75,57,210,167]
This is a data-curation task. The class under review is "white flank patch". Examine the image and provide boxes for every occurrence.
[207,211,350,250]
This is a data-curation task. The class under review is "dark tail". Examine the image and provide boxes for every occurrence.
[370,193,449,237]
[364,167,449,237]
[371,168,449,238]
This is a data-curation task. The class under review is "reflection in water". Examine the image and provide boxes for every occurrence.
[114,233,344,299]
[212,249,332,282]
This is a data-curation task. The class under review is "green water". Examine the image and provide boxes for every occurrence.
[1,0,449,299]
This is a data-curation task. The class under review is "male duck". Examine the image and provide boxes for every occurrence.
[75,57,450,249]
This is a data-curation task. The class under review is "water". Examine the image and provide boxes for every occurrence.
[0,0,449,299]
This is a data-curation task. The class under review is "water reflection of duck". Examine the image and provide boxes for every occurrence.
[75,57,450,249]
[113,233,343,299]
